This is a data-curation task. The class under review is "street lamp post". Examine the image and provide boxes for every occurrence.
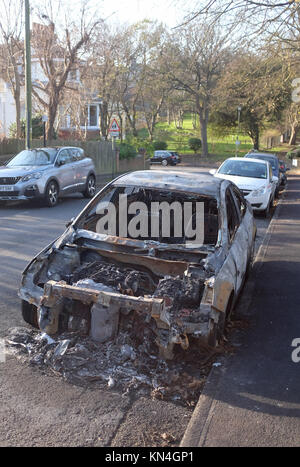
[25,0,32,149]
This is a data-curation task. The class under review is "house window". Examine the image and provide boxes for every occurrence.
[89,105,98,127]
[79,105,99,128]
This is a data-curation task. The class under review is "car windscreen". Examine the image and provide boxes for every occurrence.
[7,149,58,167]
[218,160,267,179]
[247,155,278,171]
[76,185,219,246]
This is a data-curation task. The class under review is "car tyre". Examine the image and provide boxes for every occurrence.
[162,160,168,167]
[21,300,39,328]
[45,180,59,207]
[262,198,271,218]
[83,174,96,198]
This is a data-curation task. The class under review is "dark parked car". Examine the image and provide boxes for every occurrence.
[0,147,96,207]
[245,151,282,195]
[169,152,181,163]
[150,150,181,167]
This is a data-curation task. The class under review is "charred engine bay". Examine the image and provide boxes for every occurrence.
[70,259,204,313]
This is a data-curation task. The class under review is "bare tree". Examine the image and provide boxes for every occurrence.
[138,23,172,140]
[162,20,233,156]
[88,24,123,139]
[0,0,24,138]
[113,23,152,138]
[31,0,101,140]
[180,0,300,27]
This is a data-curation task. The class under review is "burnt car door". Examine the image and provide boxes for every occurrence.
[217,185,250,303]
[227,185,251,292]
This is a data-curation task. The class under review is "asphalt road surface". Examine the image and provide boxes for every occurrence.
[0,173,274,447]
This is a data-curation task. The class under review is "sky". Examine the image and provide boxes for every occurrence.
[101,0,196,27]
[27,0,198,30]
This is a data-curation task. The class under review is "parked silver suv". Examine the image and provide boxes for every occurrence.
[0,147,96,207]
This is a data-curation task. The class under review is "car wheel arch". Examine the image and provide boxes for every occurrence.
[44,177,61,195]
[213,277,235,315]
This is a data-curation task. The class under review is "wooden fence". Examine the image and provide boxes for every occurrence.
[0,139,149,182]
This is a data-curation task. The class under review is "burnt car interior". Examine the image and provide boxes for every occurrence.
[78,186,219,246]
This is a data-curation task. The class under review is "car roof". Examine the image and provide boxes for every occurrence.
[30,146,82,151]
[246,152,277,160]
[225,157,269,165]
[114,170,223,197]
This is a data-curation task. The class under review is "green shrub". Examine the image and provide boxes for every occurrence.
[118,142,137,160]
[9,115,44,139]
[153,141,168,151]
[287,148,300,160]
[188,138,202,153]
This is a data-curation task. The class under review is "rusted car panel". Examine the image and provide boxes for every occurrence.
[19,170,256,359]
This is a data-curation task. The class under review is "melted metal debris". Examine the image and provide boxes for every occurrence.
[5,325,223,407]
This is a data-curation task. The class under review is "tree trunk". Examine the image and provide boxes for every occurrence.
[9,54,22,138]
[15,90,21,138]
[100,101,109,139]
[167,107,171,125]
[289,123,298,146]
[252,128,259,150]
[117,111,123,141]
[47,100,59,141]
[198,103,209,157]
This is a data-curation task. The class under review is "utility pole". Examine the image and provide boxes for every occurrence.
[25,0,32,149]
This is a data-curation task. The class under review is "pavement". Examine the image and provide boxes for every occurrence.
[181,174,300,447]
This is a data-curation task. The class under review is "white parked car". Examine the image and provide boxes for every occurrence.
[210,157,278,217]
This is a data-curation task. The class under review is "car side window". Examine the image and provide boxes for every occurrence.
[226,188,240,242]
[35,150,51,165]
[57,149,71,165]
[231,186,246,218]
[70,148,82,162]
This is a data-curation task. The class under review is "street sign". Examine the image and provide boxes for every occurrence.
[42,115,48,122]
[109,119,120,138]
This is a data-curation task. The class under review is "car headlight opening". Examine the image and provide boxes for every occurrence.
[21,172,43,182]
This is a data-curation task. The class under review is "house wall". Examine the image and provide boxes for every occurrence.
[0,79,25,137]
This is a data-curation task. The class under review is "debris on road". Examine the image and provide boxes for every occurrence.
[5,325,225,407]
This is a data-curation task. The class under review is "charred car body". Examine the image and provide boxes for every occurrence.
[19,171,256,359]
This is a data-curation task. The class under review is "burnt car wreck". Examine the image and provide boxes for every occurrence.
[19,171,256,360]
